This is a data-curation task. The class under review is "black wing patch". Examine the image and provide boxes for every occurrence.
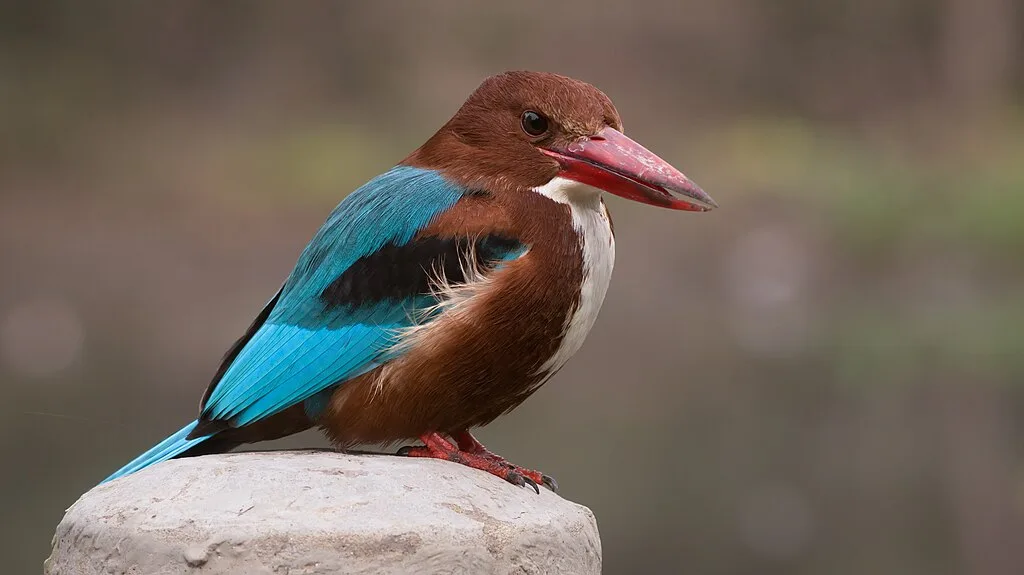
[320,234,523,309]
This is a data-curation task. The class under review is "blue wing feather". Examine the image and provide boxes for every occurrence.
[202,166,465,427]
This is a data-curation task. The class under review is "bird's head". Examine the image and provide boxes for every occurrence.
[408,70,716,212]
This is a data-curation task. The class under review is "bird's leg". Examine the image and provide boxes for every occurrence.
[398,432,556,493]
[452,430,559,493]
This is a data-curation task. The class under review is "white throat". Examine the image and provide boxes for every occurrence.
[532,177,616,377]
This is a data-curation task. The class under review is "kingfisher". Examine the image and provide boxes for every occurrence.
[103,71,716,492]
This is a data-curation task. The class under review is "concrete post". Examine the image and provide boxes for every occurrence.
[45,451,602,574]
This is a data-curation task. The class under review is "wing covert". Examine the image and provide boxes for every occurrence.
[192,166,526,435]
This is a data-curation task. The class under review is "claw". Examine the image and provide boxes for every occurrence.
[522,475,540,494]
[498,469,539,494]
[541,474,559,493]
[505,470,525,488]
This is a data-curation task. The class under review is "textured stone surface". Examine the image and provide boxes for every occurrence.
[45,451,602,574]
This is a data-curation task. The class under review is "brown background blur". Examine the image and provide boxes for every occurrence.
[2,2,1023,573]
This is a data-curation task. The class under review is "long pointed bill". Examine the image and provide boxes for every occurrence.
[540,127,717,212]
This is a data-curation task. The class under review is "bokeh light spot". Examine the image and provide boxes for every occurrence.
[0,298,85,378]
[736,484,815,561]
[724,225,813,357]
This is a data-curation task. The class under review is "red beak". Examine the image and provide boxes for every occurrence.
[541,127,717,212]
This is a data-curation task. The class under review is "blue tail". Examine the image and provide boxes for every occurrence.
[102,420,213,483]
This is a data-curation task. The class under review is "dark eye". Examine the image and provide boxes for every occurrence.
[521,111,549,137]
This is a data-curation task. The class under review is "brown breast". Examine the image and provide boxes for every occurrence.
[320,190,583,447]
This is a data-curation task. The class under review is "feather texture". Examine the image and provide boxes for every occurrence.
[103,421,205,482]
[197,166,469,430]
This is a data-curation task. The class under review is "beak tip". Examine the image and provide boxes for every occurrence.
[685,185,718,211]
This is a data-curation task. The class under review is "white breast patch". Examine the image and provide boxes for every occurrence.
[532,176,615,377]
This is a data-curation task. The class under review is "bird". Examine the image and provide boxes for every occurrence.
[102,71,717,493]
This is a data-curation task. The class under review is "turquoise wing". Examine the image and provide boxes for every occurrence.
[198,166,466,430]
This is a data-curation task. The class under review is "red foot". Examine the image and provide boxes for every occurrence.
[398,431,558,493]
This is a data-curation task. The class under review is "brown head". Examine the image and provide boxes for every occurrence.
[406,70,716,211]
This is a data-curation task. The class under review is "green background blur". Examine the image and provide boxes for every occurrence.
[3,2,1023,573]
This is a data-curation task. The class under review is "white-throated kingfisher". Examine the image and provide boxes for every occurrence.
[104,71,716,492]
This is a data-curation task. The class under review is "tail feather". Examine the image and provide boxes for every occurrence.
[102,420,213,483]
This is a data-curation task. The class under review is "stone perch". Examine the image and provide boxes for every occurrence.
[45,451,602,574]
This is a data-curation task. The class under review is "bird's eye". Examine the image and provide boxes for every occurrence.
[521,111,549,137]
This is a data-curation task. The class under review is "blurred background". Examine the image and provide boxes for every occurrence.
[2,1,1023,573]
